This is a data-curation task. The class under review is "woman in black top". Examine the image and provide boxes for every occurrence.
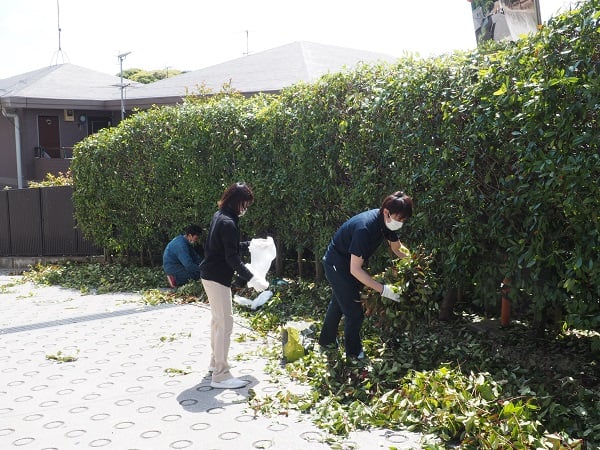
[200,182,268,389]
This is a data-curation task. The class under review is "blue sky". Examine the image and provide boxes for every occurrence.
[0,0,574,79]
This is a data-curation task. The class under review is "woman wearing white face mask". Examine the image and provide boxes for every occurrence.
[200,182,268,389]
[318,191,413,360]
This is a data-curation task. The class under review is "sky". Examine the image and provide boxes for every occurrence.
[0,0,574,80]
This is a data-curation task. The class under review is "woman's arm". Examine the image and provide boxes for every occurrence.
[222,223,254,281]
[389,240,409,259]
[349,254,384,294]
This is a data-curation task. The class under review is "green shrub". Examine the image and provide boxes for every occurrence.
[71,0,600,332]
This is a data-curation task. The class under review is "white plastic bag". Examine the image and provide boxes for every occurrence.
[244,236,276,289]
[233,290,273,310]
[246,236,276,280]
[233,294,254,308]
[235,237,277,311]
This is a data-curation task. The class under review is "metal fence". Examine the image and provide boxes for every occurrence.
[0,186,101,257]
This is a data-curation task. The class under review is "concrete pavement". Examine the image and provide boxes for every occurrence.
[0,274,423,449]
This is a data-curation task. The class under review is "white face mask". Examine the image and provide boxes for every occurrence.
[385,215,404,231]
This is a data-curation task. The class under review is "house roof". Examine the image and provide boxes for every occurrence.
[0,41,398,111]
[0,64,139,110]
[127,41,398,106]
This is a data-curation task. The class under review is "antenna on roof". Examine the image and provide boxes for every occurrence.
[243,30,251,56]
[50,0,69,66]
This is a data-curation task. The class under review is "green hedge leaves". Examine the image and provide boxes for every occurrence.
[72,0,600,330]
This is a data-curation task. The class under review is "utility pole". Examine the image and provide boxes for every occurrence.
[118,52,131,121]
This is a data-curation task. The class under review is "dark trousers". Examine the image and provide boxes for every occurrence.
[318,260,364,357]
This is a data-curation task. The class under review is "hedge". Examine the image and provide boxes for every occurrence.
[71,0,600,330]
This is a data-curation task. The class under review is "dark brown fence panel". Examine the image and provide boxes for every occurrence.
[76,227,101,256]
[0,191,11,255]
[0,186,102,258]
[41,186,78,255]
[7,188,43,256]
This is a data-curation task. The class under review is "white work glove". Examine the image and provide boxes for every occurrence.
[381,284,400,302]
[247,276,269,292]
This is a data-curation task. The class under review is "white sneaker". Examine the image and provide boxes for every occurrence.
[210,377,248,389]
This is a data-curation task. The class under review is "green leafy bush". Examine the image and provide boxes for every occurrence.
[71,0,600,333]
[362,247,439,335]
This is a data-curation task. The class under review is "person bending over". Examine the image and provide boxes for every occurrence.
[318,191,413,360]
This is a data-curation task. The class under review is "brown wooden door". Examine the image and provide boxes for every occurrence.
[38,115,60,158]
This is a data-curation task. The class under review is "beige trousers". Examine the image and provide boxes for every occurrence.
[201,279,234,382]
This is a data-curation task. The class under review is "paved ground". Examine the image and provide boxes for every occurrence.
[0,273,423,449]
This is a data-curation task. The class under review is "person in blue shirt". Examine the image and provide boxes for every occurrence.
[162,224,203,288]
[318,191,413,360]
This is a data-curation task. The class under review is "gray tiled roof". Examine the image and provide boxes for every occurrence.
[0,41,397,110]
[0,64,138,109]
[127,41,398,105]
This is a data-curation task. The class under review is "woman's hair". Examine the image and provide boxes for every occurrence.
[380,191,413,219]
[218,182,255,215]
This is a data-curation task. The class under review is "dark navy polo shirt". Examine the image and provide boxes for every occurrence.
[324,208,399,274]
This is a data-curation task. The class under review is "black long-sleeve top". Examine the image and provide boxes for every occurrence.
[199,206,253,287]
